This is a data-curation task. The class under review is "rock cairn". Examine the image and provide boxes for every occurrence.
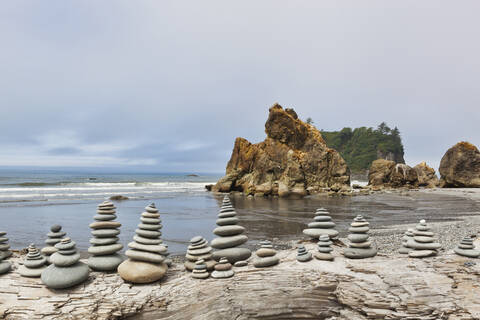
[399,229,414,254]
[253,240,279,268]
[18,244,47,277]
[211,257,234,279]
[454,236,480,258]
[184,236,216,272]
[407,219,441,258]
[296,245,312,262]
[344,215,377,259]
[41,225,66,261]
[191,259,209,279]
[314,235,334,261]
[0,231,11,275]
[88,201,124,271]
[117,203,168,284]
[41,237,89,289]
[211,196,251,263]
[303,208,339,239]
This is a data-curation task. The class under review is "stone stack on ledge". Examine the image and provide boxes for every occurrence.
[191,259,209,279]
[211,257,234,279]
[184,236,216,271]
[314,235,334,261]
[398,229,414,254]
[453,236,479,258]
[296,245,312,262]
[253,240,279,268]
[41,225,66,262]
[407,219,441,258]
[18,244,47,278]
[344,215,377,259]
[303,208,339,239]
[0,231,11,275]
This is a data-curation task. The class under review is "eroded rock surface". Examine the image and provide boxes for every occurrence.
[368,159,438,188]
[439,141,480,188]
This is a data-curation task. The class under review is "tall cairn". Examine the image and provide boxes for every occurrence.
[117,203,168,284]
[454,236,480,258]
[41,225,66,261]
[88,201,124,271]
[211,196,251,263]
[18,244,47,278]
[344,215,377,259]
[407,219,441,258]
[0,231,11,275]
[303,208,339,239]
[41,237,90,289]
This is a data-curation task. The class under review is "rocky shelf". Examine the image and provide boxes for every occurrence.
[1,242,480,320]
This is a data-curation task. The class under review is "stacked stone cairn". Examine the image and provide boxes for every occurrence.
[344,215,377,259]
[18,244,47,277]
[41,237,89,289]
[303,208,339,239]
[191,259,209,279]
[0,231,11,275]
[88,201,124,271]
[253,240,279,268]
[296,245,312,262]
[41,225,66,262]
[184,236,216,271]
[314,235,334,261]
[211,196,251,263]
[399,229,414,254]
[454,236,480,258]
[407,219,441,258]
[211,257,234,279]
[117,203,168,284]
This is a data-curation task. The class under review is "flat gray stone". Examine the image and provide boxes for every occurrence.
[303,228,339,239]
[91,229,120,238]
[41,262,89,289]
[344,247,377,259]
[24,257,47,268]
[314,252,334,261]
[454,247,480,258]
[89,237,119,246]
[18,265,46,278]
[135,229,161,239]
[408,250,436,258]
[213,225,245,237]
[211,270,234,278]
[413,236,435,243]
[133,235,162,245]
[348,226,370,233]
[234,260,248,267]
[50,252,80,267]
[296,252,312,262]
[138,223,162,231]
[128,242,167,254]
[88,253,124,271]
[88,243,123,256]
[348,234,370,243]
[216,217,239,226]
[211,235,248,249]
[313,215,332,222]
[0,261,11,274]
[253,256,279,268]
[307,221,336,228]
[125,249,165,263]
[407,240,441,250]
[212,248,252,263]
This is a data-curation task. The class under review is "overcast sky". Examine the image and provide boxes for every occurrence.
[0,1,479,173]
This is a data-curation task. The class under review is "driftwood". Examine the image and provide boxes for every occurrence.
[1,242,480,320]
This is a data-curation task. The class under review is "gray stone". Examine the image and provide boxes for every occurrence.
[49,252,80,267]
[212,248,252,263]
[216,217,239,226]
[133,235,162,245]
[135,229,161,239]
[348,226,370,233]
[41,262,89,289]
[348,234,370,243]
[138,223,162,231]
[253,256,279,268]
[125,249,165,263]
[303,228,339,239]
[344,247,377,259]
[88,254,124,271]
[213,225,245,236]
[413,236,435,243]
[234,260,248,267]
[314,215,332,222]
[314,252,334,261]
[18,264,46,277]
[406,239,441,250]
[0,261,11,274]
[128,242,167,254]
[408,250,436,258]
[454,248,480,258]
[89,237,119,246]
[88,243,123,256]
[91,229,120,238]
[211,235,248,249]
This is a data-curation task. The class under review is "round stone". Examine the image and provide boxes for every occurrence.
[24,256,47,268]
[454,248,480,258]
[184,259,216,271]
[91,229,120,238]
[118,259,167,284]
[399,247,412,254]
[94,214,117,221]
[348,226,370,233]
[348,234,370,243]
[297,252,312,262]
[349,241,372,248]
[135,229,161,239]
[133,235,162,245]
[45,238,62,245]
[140,217,161,224]
[128,242,167,254]
[187,246,212,255]
[256,248,277,257]
[41,247,57,255]
[253,256,279,268]
[413,231,434,237]
[314,215,332,222]
[303,228,339,239]
[192,271,209,279]
[190,236,203,243]
[211,270,234,279]
[125,250,165,263]
[18,264,46,278]
[413,236,435,243]
[50,225,62,232]
[89,221,121,229]
[88,254,124,271]
[318,247,333,253]
[50,252,81,267]
[55,240,76,251]
[344,247,377,259]
[218,212,237,218]
[138,223,162,231]
[307,221,336,228]
[211,235,248,249]
[213,225,245,237]
[458,244,474,249]
[314,252,334,261]
[47,231,66,238]
[351,222,369,227]
[216,217,239,226]
[88,243,123,256]
[406,240,441,250]
[41,262,90,289]
[0,261,11,274]
[0,244,10,251]
[89,237,119,246]
[212,248,252,263]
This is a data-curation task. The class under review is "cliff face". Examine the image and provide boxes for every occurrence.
[439,141,480,188]
[213,104,350,197]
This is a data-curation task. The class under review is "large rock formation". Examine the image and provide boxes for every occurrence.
[439,141,480,188]
[368,159,438,188]
[213,104,350,197]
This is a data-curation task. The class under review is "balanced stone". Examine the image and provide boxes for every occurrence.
[314,235,334,261]
[118,203,168,283]
[88,201,124,271]
[296,245,312,262]
[191,259,209,279]
[0,232,11,275]
[344,215,377,259]
[41,238,89,289]
[19,244,47,277]
[41,225,66,259]
[407,220,441,258]
[454,236,480,258]
[211,257,234,279]
[303,208,339,239]
[234,260,248,267]
[399,229,414,254]
[253,240,279,268]
[184,236,216,271]
[211,197,251,263]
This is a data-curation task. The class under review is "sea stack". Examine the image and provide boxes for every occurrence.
[117,203,168,284]
[454,236,480,258]
[191,259,209,279]
[41,225,66,261]
[87,201,124,271]
[344,215,377,259]
[399,229,414,254]
[211,257,234,279]
[211,196,251,263]
[407,219,441,258]
[184,236,216,271]
[314,235,334,261]
[296,245,312,262]
[41,238,90,289]
[18,244,47,277]
[303,208,339,240]
[0,231,12,275]
[253,240,279,268]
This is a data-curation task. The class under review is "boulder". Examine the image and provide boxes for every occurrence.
[212,103,350,197]
[439,141,480,187]
[368,159,437,188]
[414,161,439,188]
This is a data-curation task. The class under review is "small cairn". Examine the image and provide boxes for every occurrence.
[303,208,339,239]
[184,236,216,271]
[88,201,124,271]
[0,231,11,275]
[314,235,334,261]
[18,244,47,277]
[191,259,209,279]
[407,219,441,258]
[454,236,480,258]
[211,196,251,263]
[344,215,377,259]
[41,225,66,261]
[211,257,234,279]
[117,203,168,284]
[399,229,414,254]
[296,245,312,262]
[253,240,279,268]
[41,238,89,289]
